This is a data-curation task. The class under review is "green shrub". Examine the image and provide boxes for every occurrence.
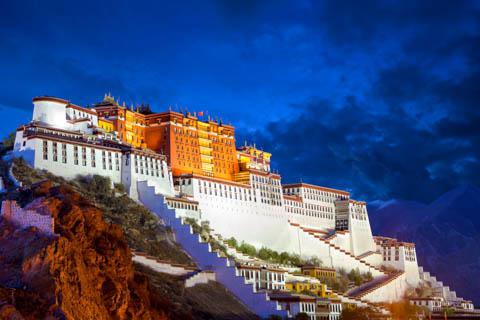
[225,237,238,248]
[238,242,257,257]
[2,131,16,150]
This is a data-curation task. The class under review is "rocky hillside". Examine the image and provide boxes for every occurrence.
[0,154,257,319]
[368,185,480,306]
[9,157,193,266]
[0,181,168,319]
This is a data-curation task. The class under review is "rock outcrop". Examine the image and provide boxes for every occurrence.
[0,181,168,319]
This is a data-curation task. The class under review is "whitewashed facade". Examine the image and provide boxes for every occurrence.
[14,97,173,198]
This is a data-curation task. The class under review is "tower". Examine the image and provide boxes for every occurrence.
[32,97,69,129]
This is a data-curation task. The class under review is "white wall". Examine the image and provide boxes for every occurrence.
[66,106,98,126]
[25,138,123,183]
[359,272,407,303]
[349,205,376,256]
[122,153,173,200]
[32,99,68,129]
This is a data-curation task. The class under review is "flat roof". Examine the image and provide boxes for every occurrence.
[282,183,350,196]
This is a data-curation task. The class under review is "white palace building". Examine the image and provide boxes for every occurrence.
[11,96,474,313]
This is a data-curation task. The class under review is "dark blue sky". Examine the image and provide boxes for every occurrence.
[1,1,479,202]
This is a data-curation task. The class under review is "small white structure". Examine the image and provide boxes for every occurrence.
[185,271,216,288]
[269,292,317,320]
[316,298,342,320]
[13,123,173,199]
[409,297,444,312]
[375,236,420,286]
[236,263,287,291]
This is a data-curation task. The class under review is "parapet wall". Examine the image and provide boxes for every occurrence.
[1,200,54,235]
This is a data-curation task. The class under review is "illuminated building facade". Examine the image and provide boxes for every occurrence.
[94,94,239,180]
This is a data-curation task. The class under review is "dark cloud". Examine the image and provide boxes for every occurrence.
[247,92,480,202]
[316,1,479,46]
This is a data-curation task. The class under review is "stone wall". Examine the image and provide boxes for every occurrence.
[185,271,216,288]
[1,200,54,235]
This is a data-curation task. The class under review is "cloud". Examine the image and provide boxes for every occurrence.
[239,2,480,202]
[246,90,480,203]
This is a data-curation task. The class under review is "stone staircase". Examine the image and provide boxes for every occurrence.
[418,266,463,303]
[288,221,385,276]
[185,270,216,288]
[137,181,288,318]
[356,251,377,260]
[132,251,198,276]
[346,271,404,299]
[323,229,337,242]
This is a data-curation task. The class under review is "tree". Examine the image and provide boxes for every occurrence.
[225,237,238,248]
[259,246,279,261]
[442,306,455,316]
[348,268,363,286]
[113,182,126,194]
[238,242,257,256]
[2,131,16,150]
[364,271,373,282]
[279,252,291,264]
[306,255,322,266]
[289,253,302,266]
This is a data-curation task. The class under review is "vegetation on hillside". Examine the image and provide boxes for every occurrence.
[183,218,231,258]
[224,236,321,267]
[8,157,194,266]
[2,131,16,151]
[319,268,373,293]
[405,282,434,298]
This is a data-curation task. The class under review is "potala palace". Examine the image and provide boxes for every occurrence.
[9,95,477,318]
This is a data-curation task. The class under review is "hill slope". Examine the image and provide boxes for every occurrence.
[368,185,480,305]
[0,156,258,319]
[0,181,168,319]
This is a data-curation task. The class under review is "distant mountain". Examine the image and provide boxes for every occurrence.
[368,185,480,306]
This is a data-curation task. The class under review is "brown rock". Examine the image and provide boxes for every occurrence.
[0,181,169,320]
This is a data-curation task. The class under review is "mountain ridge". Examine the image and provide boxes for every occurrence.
[368,184,480,305]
